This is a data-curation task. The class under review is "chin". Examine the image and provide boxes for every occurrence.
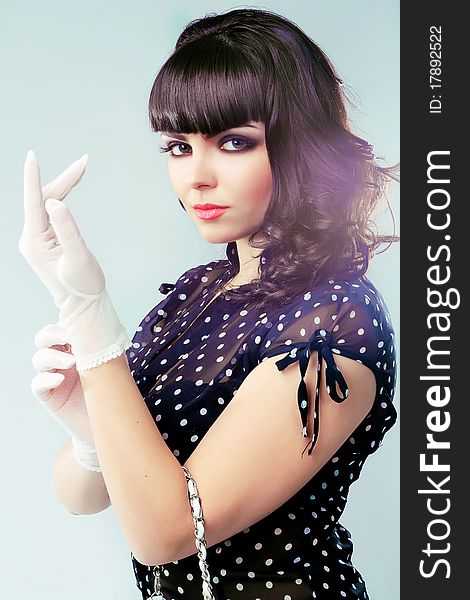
[196,227,238,245]
[199,232,234,245]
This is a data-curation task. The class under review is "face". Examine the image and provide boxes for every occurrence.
[159,121,272,245]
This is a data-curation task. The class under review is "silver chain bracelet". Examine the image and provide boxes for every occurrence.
[148,466,215,599]
[182,465,216,600]
[150,563,164,599]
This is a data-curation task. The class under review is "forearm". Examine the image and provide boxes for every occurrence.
[52,439,111,515]
[78,353,194,565]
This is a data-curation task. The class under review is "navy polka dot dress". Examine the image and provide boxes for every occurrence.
[127,242,398,599]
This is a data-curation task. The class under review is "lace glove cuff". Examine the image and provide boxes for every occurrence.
[71,438,102,472]
[58,287,132,372]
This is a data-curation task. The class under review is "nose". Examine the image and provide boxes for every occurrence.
[186,152,217,190]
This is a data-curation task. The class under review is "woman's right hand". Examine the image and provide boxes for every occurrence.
[31,322,101,471]
[18,152,88,311]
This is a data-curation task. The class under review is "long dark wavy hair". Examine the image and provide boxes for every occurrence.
[148,7,399,310]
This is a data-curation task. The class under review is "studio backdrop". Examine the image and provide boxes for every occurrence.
[1,1,399,598]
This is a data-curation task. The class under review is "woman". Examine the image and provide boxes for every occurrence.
[22,7,399,600]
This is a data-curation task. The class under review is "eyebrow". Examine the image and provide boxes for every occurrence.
[160,123,259,140]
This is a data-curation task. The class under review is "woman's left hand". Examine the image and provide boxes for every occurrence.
[20,150,131,371]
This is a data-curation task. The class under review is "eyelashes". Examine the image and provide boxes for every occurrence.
[159,136,255,157]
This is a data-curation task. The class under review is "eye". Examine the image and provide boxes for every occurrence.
[221,137,253,151]
[159,142,189,157]
[159,136,254,158]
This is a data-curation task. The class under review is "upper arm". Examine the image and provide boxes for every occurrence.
[179,349,376,558]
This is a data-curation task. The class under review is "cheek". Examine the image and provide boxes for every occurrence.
[260,165,273,199]
[246,162,272,212]
[167,163,180,192]
[236,153,272,202]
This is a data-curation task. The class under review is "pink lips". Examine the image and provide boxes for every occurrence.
[193,205,229,220]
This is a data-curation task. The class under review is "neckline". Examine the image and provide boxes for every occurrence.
[205,265,253,305]
[225,240,269,277]
[201,241,270,304]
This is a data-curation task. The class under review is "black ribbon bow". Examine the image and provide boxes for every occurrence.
[158,282,176,295]
[274,328,350,456]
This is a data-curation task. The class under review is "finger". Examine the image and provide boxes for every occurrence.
[42,154,88,201]
[44,198,85,249]
[31,371,65,401]
[32,347,76,372]
[23,150,48,233]
[34,323,69,349]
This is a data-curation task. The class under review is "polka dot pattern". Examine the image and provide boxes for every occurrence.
[128,242,397,599]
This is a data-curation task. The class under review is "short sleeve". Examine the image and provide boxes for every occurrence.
[251,278,395,457]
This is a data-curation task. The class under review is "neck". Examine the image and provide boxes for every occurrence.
[232,236,263,285]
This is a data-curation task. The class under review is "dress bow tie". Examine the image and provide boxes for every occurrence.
[274,328,350,456]
[159,282,176,295]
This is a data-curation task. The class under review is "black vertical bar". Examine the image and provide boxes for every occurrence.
[401,4,466,598]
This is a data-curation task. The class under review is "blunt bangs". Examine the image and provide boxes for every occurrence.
[148,35,270,136]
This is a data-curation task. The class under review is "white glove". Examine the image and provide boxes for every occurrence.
[20,150,131,371]
[31,322,101,471]
[19,151,87,307]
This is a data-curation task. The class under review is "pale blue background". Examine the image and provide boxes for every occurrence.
[1,1,399,598]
